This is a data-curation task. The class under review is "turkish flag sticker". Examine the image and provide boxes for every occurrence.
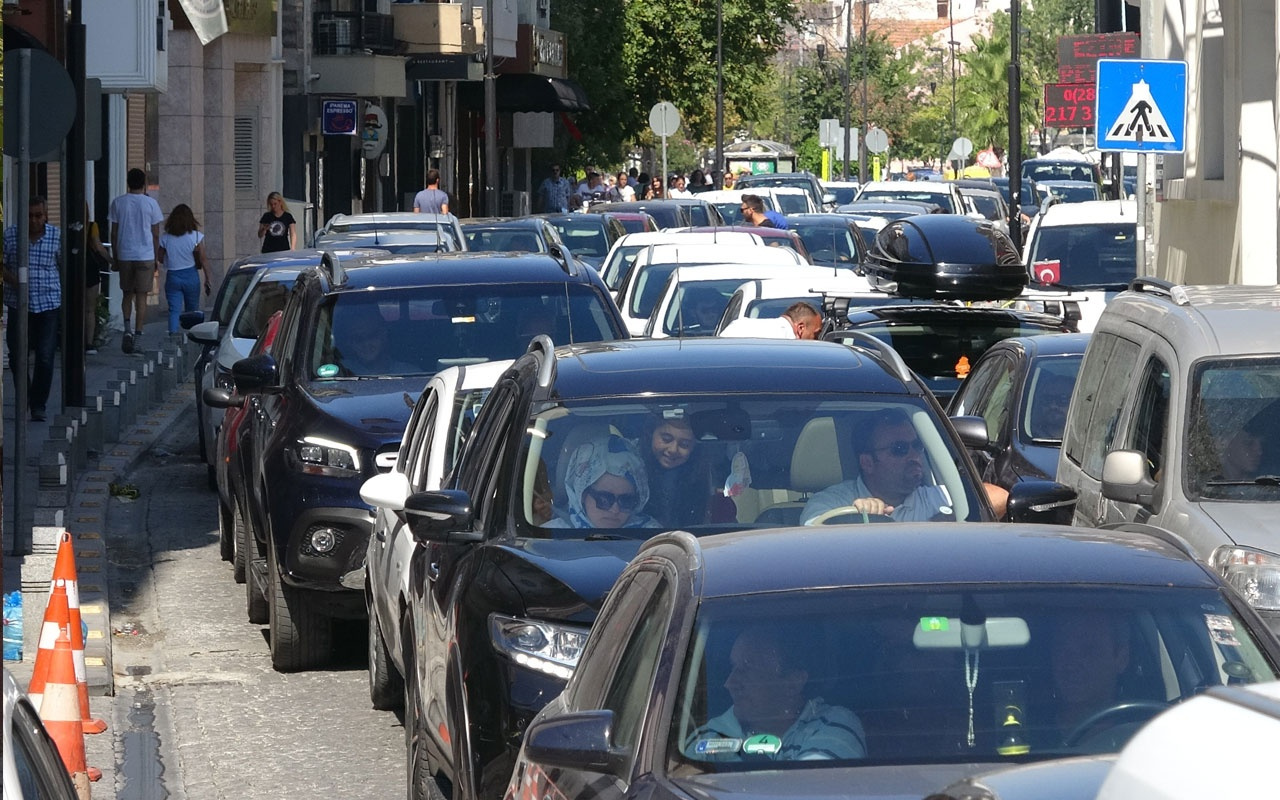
[1034,260,1061,284]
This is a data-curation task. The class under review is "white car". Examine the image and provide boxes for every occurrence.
[315,211,466,251]
[853,179,965,214]
[3,668,79,800]
[643,263,844,338]
[714,274,876,332]
[756,185,819,215]
[359,359,512,710]
[615,242,807,336]
[1017,198,1137,332]
[598,229,764,292]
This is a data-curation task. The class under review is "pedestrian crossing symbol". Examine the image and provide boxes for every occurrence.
[1096,59,1186,153]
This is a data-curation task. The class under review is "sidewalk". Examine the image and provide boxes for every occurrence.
[3,313,197,698]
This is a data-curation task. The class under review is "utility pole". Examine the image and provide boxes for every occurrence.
[65,0,88,407]
[1008,0,1023,251]
[842,0,853,180]
[483,0,499,215]
[858,0,871,183]
[715,0,724,186]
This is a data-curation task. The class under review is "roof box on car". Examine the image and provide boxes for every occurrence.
[864,214,1027,301]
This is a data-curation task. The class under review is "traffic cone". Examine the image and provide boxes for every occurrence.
[27,581,72,712]
[52,531,108,735]
[38,629,93,800]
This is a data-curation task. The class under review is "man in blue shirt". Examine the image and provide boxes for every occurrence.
[536,164,573,213]
[3,197,63,421]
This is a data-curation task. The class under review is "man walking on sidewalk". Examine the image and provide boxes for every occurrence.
[3,197,63,421]
[109,168,163,354]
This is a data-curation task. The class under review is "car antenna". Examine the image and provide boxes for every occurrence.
[433,216,445,253]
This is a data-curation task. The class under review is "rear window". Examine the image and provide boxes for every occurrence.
[858,190,954,214]
[1028,222,1137,289]
[551,220,610,258]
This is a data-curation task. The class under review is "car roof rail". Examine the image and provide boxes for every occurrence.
[1128,276,1191,304]
[528,334,558,388]
[830,329,914,384]
[1103,522,1198,561]
[640,530,704,571]
[547,242,575,275]
[320,249,348,286]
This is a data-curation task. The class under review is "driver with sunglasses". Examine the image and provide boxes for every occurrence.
[801,409,954,524]
[546,433,661,530]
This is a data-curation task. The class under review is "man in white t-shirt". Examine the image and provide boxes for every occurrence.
[718,301,822,340]
[108,168,164,353]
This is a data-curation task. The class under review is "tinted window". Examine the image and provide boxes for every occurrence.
[1029,223,1138,289]
[1021,356,1083,442]
[214,271,258,326]
[1127,357,1171,484]
[600,571,674,756]
[858,190,955,213]
[663,281,748,337]
[464,228,546,253]
[601,244,647,291]
[551,219,610,258]
[1063,333,1141,478]
[1187,357,1280,500]
[630,264,681,319]
[231,276,297,339]
[775,194,811,214]
[790,221,860,267]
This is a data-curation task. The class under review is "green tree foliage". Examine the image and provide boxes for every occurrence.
[954,28,1037,156]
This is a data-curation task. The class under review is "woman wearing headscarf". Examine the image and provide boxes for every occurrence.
[547,434,659,529]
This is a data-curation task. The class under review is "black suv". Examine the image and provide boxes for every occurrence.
[400,336,1072,800]
[227,250,627,671]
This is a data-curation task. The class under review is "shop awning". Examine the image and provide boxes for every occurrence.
[458,74,591,113]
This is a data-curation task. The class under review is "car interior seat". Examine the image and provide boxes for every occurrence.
[750,417,848,526]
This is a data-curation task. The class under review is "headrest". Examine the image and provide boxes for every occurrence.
[791,417,848,493]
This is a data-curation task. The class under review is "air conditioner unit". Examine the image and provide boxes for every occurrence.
[317,18,354,54]
[501,191,530,217]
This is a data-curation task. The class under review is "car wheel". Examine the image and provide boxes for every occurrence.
[218,499,235,563]
[267,545,332,672]
[367,601,403,710]
[404,618,446,800]
[233,502,250,585]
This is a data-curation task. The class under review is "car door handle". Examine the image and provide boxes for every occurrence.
[375,527,386,542]
[428,562,440,581]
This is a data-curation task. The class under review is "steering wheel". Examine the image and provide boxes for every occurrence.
[1062,700,1169,748]
[806,506,895,526]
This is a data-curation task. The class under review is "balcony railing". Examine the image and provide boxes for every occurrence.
[313,12,396,56]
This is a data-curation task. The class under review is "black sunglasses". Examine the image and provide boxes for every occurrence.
[874,439,925,457]
[585,488,639,512]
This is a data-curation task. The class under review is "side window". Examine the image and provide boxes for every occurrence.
[1128,357,1171,480]
[398,388,434,474]
[408,392,440,490]
[273,283,307,379]
[1080,336,1142,478]
[598,570,674,758]
[975,357,1018,445]
[462,385,519,528]
[952,354,1013,437]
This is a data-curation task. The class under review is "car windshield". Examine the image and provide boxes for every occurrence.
[712,203,746,225]
[1186,357,1280,500]
[214,271,258,326]
[630,263,684,319]
[1024,163,1098,185]
[967,194,1005,221]
[1020,356,1083,443]
[231,277,296,339]
[790,222,860,268]
[512,395,988,537]
[857,190,955,214]
[686,205,716,227]
[774,194,811,214]
[662,281,750,337]
[601,244,647,291]
[1037,184,1099,203]
[1029,222,1137,289]
[551,220,610,258]
[305,283,620,380]
[827,185,859,205]
[668,585,1278,773]
[464,228,547,253]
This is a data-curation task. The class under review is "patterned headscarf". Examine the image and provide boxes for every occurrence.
[562,434,651,528]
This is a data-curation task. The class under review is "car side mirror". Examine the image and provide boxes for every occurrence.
[1006,480,1077,525]
[187,319,221,346]
[404,489,482,544]
[1101,450,1158,507]
[202,386,243,409]
[523,710,628,775]
[950,415,991,450]
[361,471,410,512]
[231,353,280,395]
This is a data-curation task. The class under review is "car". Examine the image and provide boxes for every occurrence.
[836,199,942,220]
[400,335,1073,800]
[854,180,965,214]
[599,230,766,293]
[824,303,1075,406]
[359,359,512,710]
[755,185,819,215]
[603,211,659,235]
[207,309,284,577]
[314,211,466,251]
[1020,153,1101,188]
[953,180,1011,231]
[3,668,80,800]
[504,523,1280,800]
[990,177,1039,221]
[616,242,807,336]
[1018,199,1138,332]
[784,213,869,270]
[734,171,834,210]
[1034,180,1102,205]
[462,217,566,254]
[680,226,813,263]
[643,263,845,339]
[1095,681,1280,800]
[661,197,727,227]
[821,179,861,206]
[695,189,783,226]
[716,277,925,336]
[590,199,724,229]
[218,250,628,671]
[533,213,628,269]
[309,229,460,255]
[947,333,1090,495]
[1056,278,1280,635]
[186,249,383,488]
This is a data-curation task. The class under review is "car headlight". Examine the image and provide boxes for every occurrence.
[1211,545,1280,611]
[290,435,361,476]
[489,614,589,681]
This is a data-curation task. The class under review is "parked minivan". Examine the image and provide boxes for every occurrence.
[1056,278,1280,634]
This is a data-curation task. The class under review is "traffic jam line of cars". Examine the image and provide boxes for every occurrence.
[179,189,1279,800]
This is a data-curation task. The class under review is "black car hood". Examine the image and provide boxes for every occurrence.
[489,537,651,624]
[302,377,423,438]
[673,761,1014,800]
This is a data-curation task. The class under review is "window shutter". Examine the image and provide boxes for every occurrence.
[234,116,258,197]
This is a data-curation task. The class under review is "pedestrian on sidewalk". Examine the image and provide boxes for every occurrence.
[85,205,111,355]
[413,169,450,214]
[3,197,62,421]
[258,191,297,253]
[158,204,209,335]
[109,168,164,354]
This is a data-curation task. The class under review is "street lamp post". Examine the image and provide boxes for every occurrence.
[842,0,853,180]
[928,46,946,169]
[715,0,724,186]
[1008,0,1024,251]
[858,0,873,182]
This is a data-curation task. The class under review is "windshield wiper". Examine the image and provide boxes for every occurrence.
[1205,475,1280,486]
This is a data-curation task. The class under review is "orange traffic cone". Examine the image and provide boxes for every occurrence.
[39,629,93,800]
[52,531,108,735]
[27,581,72,712]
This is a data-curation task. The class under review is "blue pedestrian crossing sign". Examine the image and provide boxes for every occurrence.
[1096,58,1187,153]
